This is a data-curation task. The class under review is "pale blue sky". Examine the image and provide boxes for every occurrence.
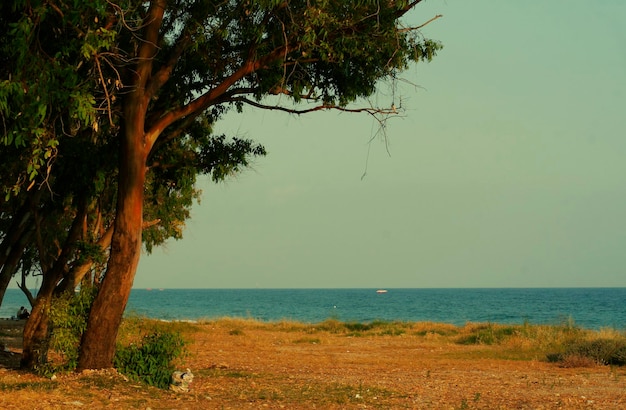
[134,0,626,289]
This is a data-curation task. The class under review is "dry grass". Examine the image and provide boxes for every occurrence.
[1,318,626,409]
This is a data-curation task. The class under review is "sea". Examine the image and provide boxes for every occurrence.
[2,288,625,330]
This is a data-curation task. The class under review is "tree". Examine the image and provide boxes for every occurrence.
[2,0,441,370]
[1,0,266,369]
[80,0,441,370]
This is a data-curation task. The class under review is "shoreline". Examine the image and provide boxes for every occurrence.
[1,315,617,331]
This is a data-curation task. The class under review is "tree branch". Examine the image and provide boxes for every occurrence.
[398,14,443,33]
[395,0,426,18]
[57,223,114,293]
[17,271,36,307]
[147,86,254,157]
[94,53,114,126]
[232,97,401,116]
[146,30,193,99]
[132,0,166,96]
[145,45,290,152]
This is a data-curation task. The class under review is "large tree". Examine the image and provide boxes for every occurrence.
[2,0,441,370]
[1,0,266,368]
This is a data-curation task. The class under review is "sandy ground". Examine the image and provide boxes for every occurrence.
[1,319,626,409]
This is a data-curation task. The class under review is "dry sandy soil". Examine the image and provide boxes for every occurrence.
[1,319,626,409]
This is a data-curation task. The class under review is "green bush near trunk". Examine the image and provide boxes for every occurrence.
[113,331,186,389]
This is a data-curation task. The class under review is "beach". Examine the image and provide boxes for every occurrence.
[1,319,625,409]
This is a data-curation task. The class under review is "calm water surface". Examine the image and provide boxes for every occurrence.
[123,288,626,329]
[2,288,625,330]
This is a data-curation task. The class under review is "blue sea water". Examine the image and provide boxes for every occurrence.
[125,288,626,329]
[2,288,625,330]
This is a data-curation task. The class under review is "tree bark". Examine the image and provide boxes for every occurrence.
[76,135,146,369]
[20,271,58,368]
[76,0,165,371]
[20,200,88,369]
[56,225,114,294]
[0,229,32,308]
[0,191,40,308]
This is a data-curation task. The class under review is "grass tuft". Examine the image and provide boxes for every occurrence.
[0,381,58,391]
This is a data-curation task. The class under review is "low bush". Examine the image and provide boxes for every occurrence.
[547,338,626,366]
[114,331,186,389]
[456,324,518,345]
[35,286,97,376]
[313,319,410,336]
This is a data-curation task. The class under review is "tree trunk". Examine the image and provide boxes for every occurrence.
[0,192,38,308]
[20,271,59,368]
[21,201,88,369]
[56,225,114,294]
[77,0,164,370]
[0,235,29,309]
[77,111,148,370]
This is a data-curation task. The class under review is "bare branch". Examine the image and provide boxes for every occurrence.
[94,54,115,126]
[398,14,443,33]
[17,271,36,307]
[232,97,401,117]
[143,219,161,229]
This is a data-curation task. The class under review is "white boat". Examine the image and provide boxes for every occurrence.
[376,289,388,294]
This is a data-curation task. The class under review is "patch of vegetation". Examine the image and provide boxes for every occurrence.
[442,319,626,367]
[310,319,347,334]
[198,368,258,379]
[35,286,97,376]
[0,381,58,391]
[296,381,401,406]
[312,319,411,336]
[293,337,321,344]
[114,330,186,389]
[456,323,518,345]
[206,318,415,337]
[229,328,244,336]
[79,373,123,390]
[223,375,402,407]
[204,318,626,370]
[344,322,375,332]
[118,316,198,344]
[272,320,311,333]
[412,322,460,338]
[110,316,195,389]
[547,338,626,367]
[378,327,406,336]
[414,328,458,337]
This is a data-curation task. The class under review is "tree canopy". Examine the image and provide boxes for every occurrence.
[1,0,441,370]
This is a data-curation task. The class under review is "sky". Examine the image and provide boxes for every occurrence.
[134,0,626,289]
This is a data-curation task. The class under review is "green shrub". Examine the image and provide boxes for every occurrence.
[414,328,458,337]
[344,322,373,332]
[311,319,346,333]
[456,324,517,345]
[313,319,409,336]
[36,286,97,376]
[114,331,186,389]
[548,338,626,366]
